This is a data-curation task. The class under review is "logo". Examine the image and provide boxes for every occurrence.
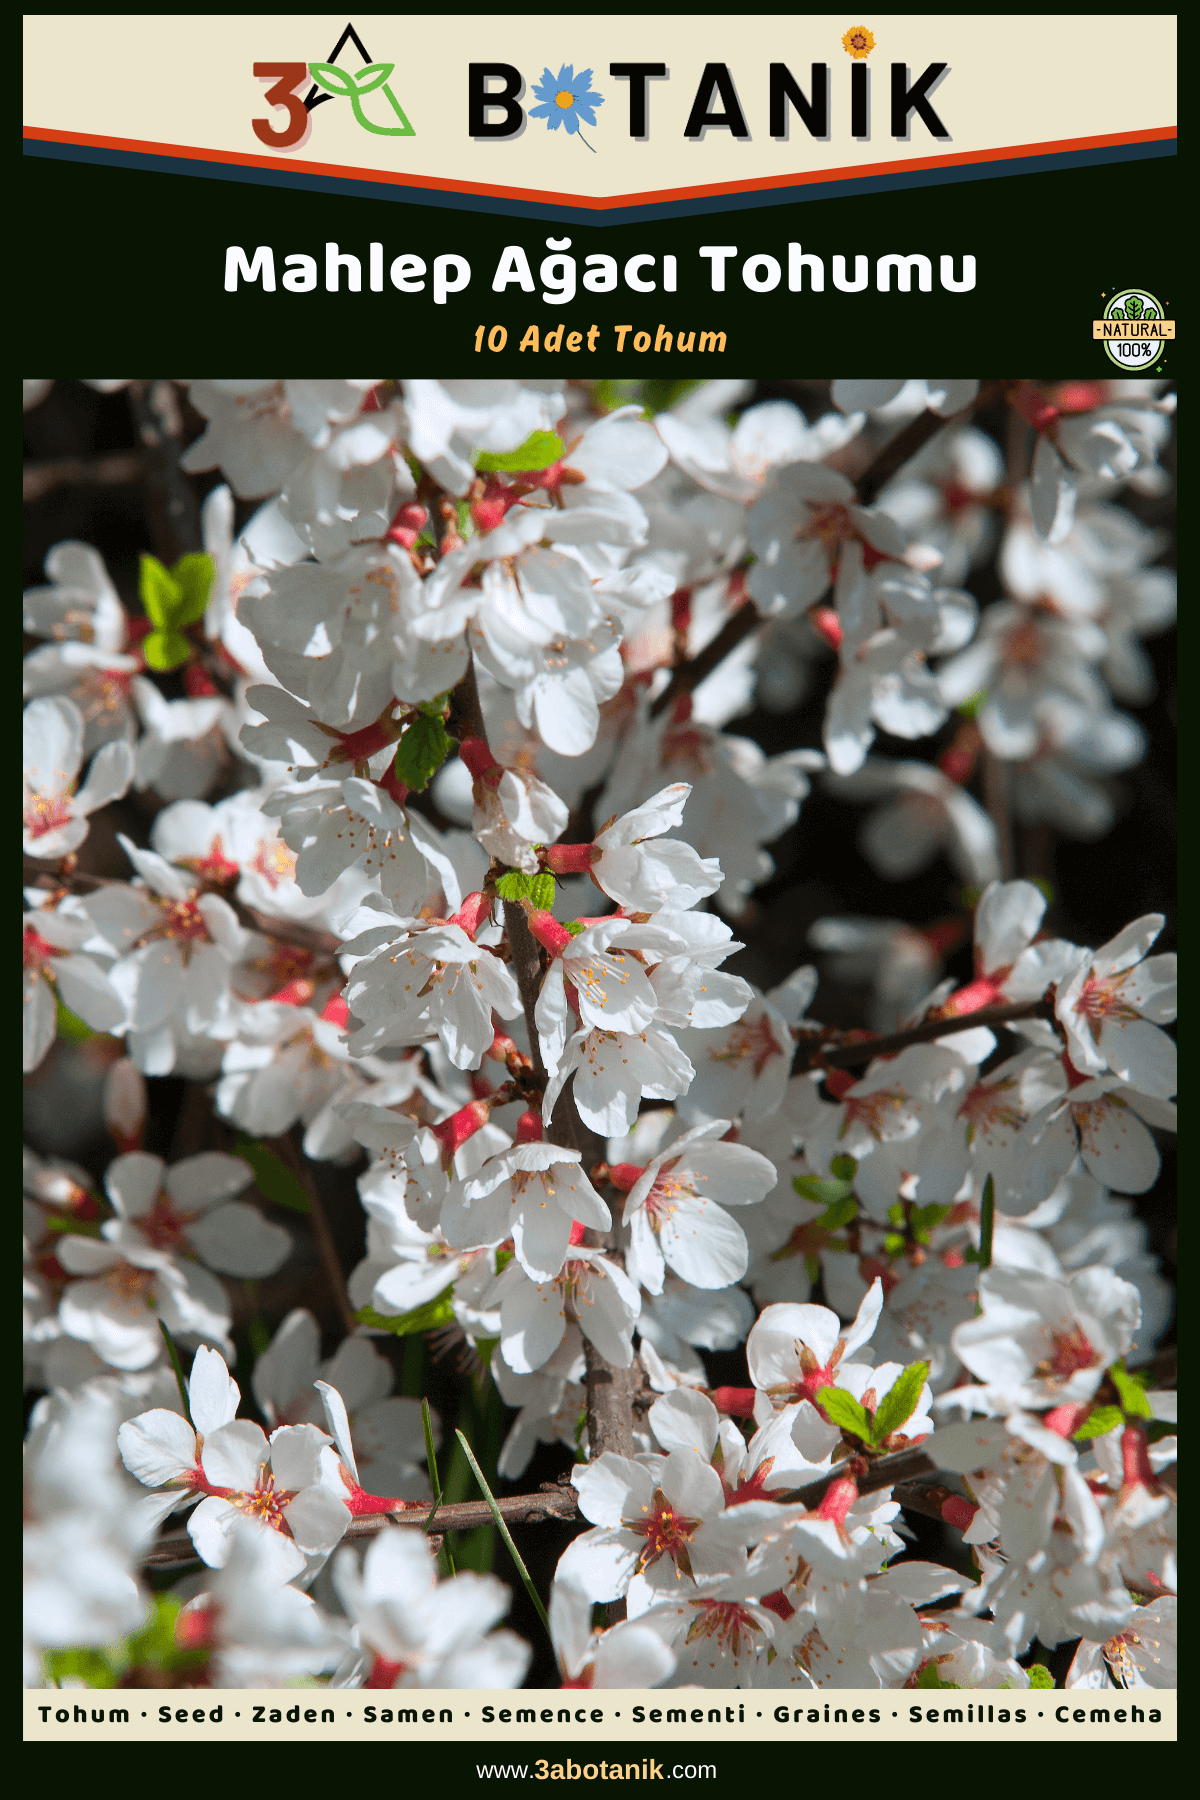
[1093,287,1174,369]
[253,23,414,150]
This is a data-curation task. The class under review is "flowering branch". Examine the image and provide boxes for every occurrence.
[139,1485,582,1569]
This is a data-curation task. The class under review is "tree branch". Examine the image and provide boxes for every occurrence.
[855,379,1010,505]
[24,450,145,506]
[795,999,1054,1072]
[649,602,763,720]
[127,380,202,564]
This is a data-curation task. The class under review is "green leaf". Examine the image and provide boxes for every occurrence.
[393,713,454,792]
[964,1173,995,1268]
[475,430,564,474]
[793,1175,855,1207]
[139,554,180,628]
[1074,1405,1124,1440]
[354,1291,456,1337]
[816,1196,859,1232]
[909,1201,952,1242]
[564,919,587,937]
[495,871,534,902]
[527,871,556,911]
[871,1360,930,1445]
[169,553,216,628]
[884,1232,905,1257]
[816,1385,873,1443]
[955,689,988,720]
[45,1647,119,1687]
[829,1155,857,1182]
[1026,1663,1055,1689]
[915,1660,960,1690]
[1109,1360,1153,1419]
[232,1136,309,1214]
[142,627,193,671]
[56,997,97,1042]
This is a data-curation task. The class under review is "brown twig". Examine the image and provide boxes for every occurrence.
[277,1129,357,1338]
[140,1486,581,1568]
[24,450,145,506]
[127,380,202,564]
[649,603,764,719]
[856,379,1010,505]
[446,648,488,744]
[797,999,1054,1072]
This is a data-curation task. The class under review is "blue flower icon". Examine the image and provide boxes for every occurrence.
[529,65,604,151]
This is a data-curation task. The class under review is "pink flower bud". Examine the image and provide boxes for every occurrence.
[321,993,349,1028]
[385,501,429,549]
[515,1110,543,1145]
[606,1162,645,1192]
[711,1386,757,1419]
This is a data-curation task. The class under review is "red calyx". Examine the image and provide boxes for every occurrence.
[543,841,600,875]
[809,606,844,652]
[270,977,317,1007]
[940,974,1006,1017]
[449,890,493,941]
[606,1162,646,1192]
[760,1589,795,1622]
[941,1495,979,1531]
[377,763,409,809]
[431,1099,492,1169]
[459,736,502,782]
[568,1219,588,1247]
[815,1475,859,1528]
[1013,381,1062,436]
[1061,1052,1093,1092]
[1044,1402,1090,1439]
[525,909,573,956]
[320,993,350,1028]
[1121,1421,1159,1493]
[184,664,219,698]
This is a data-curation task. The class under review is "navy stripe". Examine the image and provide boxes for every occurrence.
[23,134,1175,226]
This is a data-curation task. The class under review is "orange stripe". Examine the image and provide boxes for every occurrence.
[23,124,1176,210]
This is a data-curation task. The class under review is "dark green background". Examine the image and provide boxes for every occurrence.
[21,150,1176,371]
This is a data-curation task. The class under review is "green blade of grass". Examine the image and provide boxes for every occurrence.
[455,1428,550,1641]
[158,1321,194,1429]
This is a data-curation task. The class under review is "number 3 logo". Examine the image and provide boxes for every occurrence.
[252,64,309,148]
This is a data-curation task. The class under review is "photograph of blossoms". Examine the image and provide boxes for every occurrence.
[23,376,1175,1693]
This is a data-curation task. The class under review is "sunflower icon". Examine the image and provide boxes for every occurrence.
[529,64,605,152]
[841,26,876,58]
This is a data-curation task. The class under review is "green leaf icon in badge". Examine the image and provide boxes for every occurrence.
[308,61,416,135]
